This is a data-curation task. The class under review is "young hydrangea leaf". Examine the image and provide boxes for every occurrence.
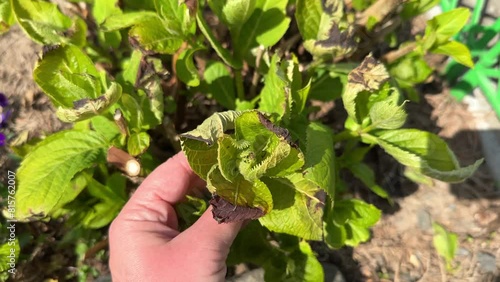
[324,198,381,247]
[154,0,196,37]
[56,82,122,122]
[129,15,184,54]
[296,0,357,58]
[218,134,241,182]
[0,0,15,34]
[69,17,88,48]
[176,48,202,87]
[82,175,127,229]
[425,7,470,45]
[260,173,324,240]
[11,0,72,45]
[34,45,102,108]
[15,130,108,221]
[432,223,459,270]
[203,61,237,109]
[175,195,208,230]
[101,12,158,31]
[374,129,484,182]
[346,162,391,200]
[92,0,121,25]
[368,98,407,130]
[290,241,325,282]
[431,40,474,68]
[259,54,291,120]
[234,0,290,59]
[139,77,165,130]
[388,51,433,88]
[119,93,144,134]
[90,115,122,143]
[207,165,273,215]
[343,54,390,124]
[304,122,335,196]
[401,0,439,19]
[208,0,256,32]
[127,131,151,156]
[181,111,243,178]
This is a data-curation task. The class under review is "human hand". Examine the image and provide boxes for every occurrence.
[109,152,242,282]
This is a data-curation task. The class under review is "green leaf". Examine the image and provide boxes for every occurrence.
[293,241,325,282]
[388,51,432,88]
[69,17,88,47]
[83,175,126,228]
[260,174,324,240]
[176,48,201,87]
[33,45,101,108]
[431,40,474,68]
[208,0,256,30]
[181,111,243,178]
[324,198,381,247]
[343,54,390,124]
[175,195,208,230]
[120,93,144,133]
[433,223,458,270]
[425,7,470,44]
[11,0,72,44]
[309,70,346,101]
[139,77,165,129]
[0,239,20,272]
[129,15,183,54]
[296,0,357,58]
[90,115,122,142]
[56,82,122,122]
[374,129,483,182]
[234,0,290,59]
[128,132,150,156]
[401,0,439,19]
[119,49,143,89]
[154,0,195,37]
[15,130,108,220]
[102,11,158,31]
[208,166,273,212]
[347,162,390,200]
[92,0,121,24]
[196,11,242,69]
[259,54,290,119]
[0,0,15,34]
[369,98,407,130]
[203,61,236,109]
[304,122,335,196]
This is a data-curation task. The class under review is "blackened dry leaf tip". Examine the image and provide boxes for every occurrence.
[180,134,213,146]
[257,112,298,148]
[209,195,264,223]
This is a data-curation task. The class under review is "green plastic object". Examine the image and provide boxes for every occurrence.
[440,0,500,118]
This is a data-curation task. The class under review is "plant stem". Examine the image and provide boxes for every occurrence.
[234,70,245,101]
[382,42,417,64]
[332,130,358,143]
[249,47,264,98]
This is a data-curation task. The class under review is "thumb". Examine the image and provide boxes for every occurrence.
[179,207,242,248]
[172,207,242,261]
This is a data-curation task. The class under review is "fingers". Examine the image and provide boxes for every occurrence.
[174,208,243,259]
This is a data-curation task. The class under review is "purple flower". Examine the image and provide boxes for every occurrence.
[0,132,5,146]
[0,109,10,128]
[0,93,7,107]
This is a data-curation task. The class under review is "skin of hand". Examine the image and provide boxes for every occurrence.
[109,152,242,282]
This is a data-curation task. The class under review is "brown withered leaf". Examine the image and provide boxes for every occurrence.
[209,195,265,223]
[347,54,389,91]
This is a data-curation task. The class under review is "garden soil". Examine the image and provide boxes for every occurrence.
[1,24,499,282]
